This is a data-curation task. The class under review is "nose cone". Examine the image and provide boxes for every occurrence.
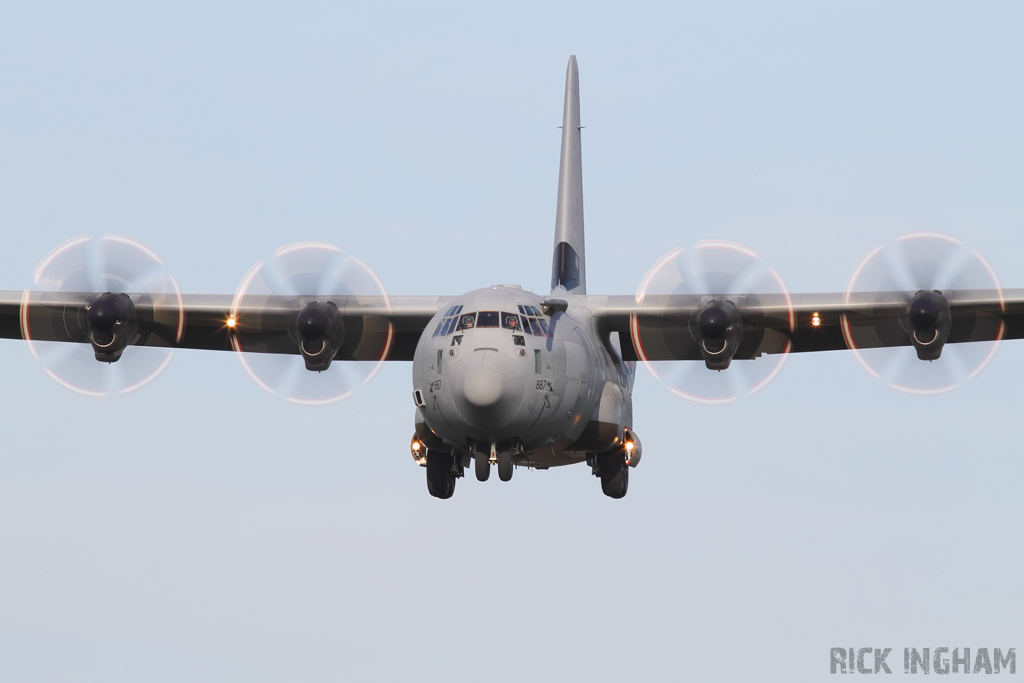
[464,364,502,407]
[448,347,526,436]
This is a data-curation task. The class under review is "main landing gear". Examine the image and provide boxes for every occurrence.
[426,450,458,499]
[589,430,640,499]
[424,439,637,500]
[593,449,629,499]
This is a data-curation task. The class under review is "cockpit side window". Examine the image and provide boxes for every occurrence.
[456,312,477,331]
[528,318,543,336]
[501,313,520,331]
[477,311,500,328]
[537,319,550,336]
[432,305,467,336]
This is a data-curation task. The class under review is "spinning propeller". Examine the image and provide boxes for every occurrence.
[23,234,183,397]
[842,233,1004,395]
[633,241,794,405]
[229,242,393,405]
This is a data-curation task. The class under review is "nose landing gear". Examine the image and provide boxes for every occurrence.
[473,443,515,483]
[497,448,514,482]
[475,451,490,481]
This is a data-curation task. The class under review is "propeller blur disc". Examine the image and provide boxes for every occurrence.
[230,242,393,405]
[842,232,1004,395]
[633,241,794,405]
[23,234,183,397]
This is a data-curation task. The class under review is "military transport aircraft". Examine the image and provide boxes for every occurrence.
[1,56,1020,499]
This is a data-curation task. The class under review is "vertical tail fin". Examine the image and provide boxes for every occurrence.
[551,55,586,295]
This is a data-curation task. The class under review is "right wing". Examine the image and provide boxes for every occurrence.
[0,291,448,361]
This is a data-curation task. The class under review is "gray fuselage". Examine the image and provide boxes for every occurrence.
[411,286,634,469]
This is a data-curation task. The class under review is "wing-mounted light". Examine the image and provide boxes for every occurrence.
[633,241,794,405]
[690,298,742,370]
[22,235,183,397]
[296,301,346,371]
[231,242,393,405]
[901,290,951,361]
[843,233,1004,394]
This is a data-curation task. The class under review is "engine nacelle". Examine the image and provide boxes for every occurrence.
[84,292,138,363]
[296,301,345,371]
[901,290,951,361]
[690,299,743,370]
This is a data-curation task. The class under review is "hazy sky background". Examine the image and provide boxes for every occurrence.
[1,2,1022,681]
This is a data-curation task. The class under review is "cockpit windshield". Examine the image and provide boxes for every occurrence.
[440,309,546,336]
[477,311,500,328]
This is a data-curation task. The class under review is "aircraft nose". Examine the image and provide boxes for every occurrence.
[449,347,525,434]
[464,363,502,407]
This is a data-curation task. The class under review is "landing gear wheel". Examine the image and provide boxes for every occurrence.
[598,450,629,499]
[475,453,490,482]
[497,450,514,482]
[426,451,456,499]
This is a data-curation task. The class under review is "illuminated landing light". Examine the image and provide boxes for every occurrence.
[811,313,821,328]
[410,435,427,466]
[622,428,641,467]
[226,316,237,328]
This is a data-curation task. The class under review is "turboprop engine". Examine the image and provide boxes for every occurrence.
[295,301,346,371]
[690,299,743,370]
[84,292,138,363]
[901,290,951,361]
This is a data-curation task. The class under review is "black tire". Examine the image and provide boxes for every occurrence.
[475,453,490,482]
[497,450,513,482]
[426,451,455,499]
[598,450,629,499]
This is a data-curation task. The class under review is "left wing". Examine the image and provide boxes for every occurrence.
[582,289,1022,364]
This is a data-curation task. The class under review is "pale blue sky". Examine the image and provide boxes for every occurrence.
[1,2,1022,681]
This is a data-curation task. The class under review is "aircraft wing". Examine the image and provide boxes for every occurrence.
[585,290,1024,362]
[4,286,1023,365]
[0,291,447,361]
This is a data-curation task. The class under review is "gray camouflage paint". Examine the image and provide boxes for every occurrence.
[411,285,635,470]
